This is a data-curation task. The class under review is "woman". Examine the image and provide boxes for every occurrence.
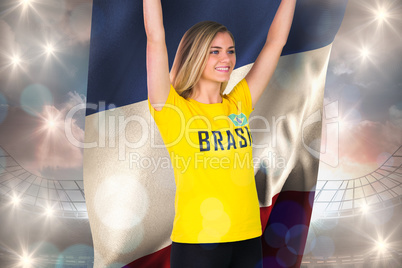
[143,0,296,267]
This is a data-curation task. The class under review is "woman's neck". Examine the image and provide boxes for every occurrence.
[191,80,222,104]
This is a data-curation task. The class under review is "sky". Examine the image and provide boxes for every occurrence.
[0,0,91,180]
[319,0,402,180]
[0,0,401,181]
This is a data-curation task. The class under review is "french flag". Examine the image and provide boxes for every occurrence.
[84,0,348,267]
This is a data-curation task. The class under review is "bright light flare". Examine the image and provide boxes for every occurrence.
[39,107,63,133]
[360,47,370,59]
[44,44,55,55]
[5,53,29,74]
[361,204,369,214]
[12,195,21,206]
[355,0,401,39]
[376,240,387,253]
[20,0,33,10]
[45,207,54,217]
[45,118,57,130]
[375,8,389,23]
[21,255,31,264]
[45,45,54,55]
[21,0,31,7]
[20,253,33,267]
[11,55,21,66]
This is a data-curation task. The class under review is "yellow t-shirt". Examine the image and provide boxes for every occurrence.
[148,78,261,243]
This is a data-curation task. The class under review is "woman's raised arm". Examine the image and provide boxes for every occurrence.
[245,0,296,109]
[143,0,171,111]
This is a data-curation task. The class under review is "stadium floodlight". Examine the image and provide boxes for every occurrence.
[43,42,58,57]
[21,0,31,6]
[11,55,21,66]
[375,7,389,23]
[12,195,21,206]
[45,207,54,217]
[360,47,370,59]
[20,254,33,267]
[45,118,56,130]
[361,204,369,214]
[41,109,63,133]
[45,44,55,55]
[376,240,387,253]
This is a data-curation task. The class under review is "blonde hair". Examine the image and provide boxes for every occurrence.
[170,21,235,99]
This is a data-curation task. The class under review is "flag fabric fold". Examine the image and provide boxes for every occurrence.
[84,0,348,267]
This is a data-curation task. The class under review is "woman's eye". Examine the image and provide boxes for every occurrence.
[210,51,219,54]
[228,50,235,54]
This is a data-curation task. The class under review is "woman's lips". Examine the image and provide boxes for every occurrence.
[215,66,230,72]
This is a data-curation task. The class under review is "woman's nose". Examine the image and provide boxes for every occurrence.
[219,53,230,63]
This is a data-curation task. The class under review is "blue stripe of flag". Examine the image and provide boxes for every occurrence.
[86,0,347,116]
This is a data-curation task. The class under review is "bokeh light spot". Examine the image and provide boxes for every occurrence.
[94,175,149,230]
[200,198,224,220]
[99,224,144,254]
[276,246,297,267]
[198,228,222,243]
[30,241,59,255]
[56,244,94,268]
[312,236,335,259]
[268,201,306,227]
[264,223,288,248]
[303,228,316,255]
[20,84,53,116]
[201,212,231,241]
[285,224,309,255]
[262,256,278,267]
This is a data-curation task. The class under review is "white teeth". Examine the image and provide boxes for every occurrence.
[216,67,229,71]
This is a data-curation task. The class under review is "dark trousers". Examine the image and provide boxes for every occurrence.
[170,236,263,268]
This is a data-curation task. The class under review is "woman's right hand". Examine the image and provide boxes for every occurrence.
[143,0,171,111]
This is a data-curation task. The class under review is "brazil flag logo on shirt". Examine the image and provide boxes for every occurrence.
[228,113,247,127]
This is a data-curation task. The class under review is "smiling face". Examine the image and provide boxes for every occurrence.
[199,32,236,85]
